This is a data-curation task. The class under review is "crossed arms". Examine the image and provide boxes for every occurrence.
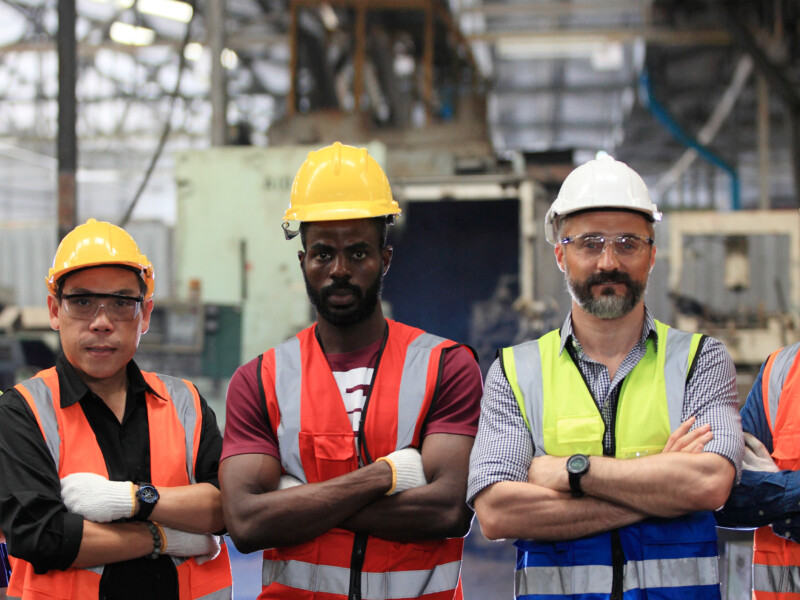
[220,432,475,553]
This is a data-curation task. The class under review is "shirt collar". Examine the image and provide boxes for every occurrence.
[56,354,162,408]
[558,305,658,356]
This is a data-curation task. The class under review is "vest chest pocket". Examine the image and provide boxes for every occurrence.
[547,415,605,456]
[298,431,358,483]
[771,430,800,470]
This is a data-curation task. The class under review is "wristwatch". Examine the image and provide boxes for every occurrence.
[566,454,590,497]
[135,483,160,521]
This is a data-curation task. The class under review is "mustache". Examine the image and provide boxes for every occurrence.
[585,270,634,287]
[321,280,363,301]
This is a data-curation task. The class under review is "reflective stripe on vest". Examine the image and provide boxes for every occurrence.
[11,368,232,600]
[502,320,698,458]
[753,342,800,598]
[273,328,448,481]
[263,559,462,599]
[501,321,718,600]
[516,556,719,596]
[263,321,465,600]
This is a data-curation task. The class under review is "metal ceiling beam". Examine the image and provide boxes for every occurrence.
[455,0,648,18]
[468,27,731,46]
[57,0,77,241]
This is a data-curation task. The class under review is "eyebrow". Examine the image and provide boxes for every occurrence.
[64,287,140,296]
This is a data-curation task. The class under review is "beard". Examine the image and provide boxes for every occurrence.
[566,268,646,319]
[304,270,383,328]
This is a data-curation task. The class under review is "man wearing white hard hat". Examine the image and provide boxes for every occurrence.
[468,155,743,600]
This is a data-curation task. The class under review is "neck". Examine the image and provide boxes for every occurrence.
[570,302,645,368]
[315,309,387,354]
[76,366,129,422]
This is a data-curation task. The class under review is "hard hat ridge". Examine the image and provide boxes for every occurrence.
[544,155,661,245]
[47,218,155,299]
[282,141,401,238]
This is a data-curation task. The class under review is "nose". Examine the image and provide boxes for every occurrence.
[596,241,622,270]
[329,254,350,279]
[89,304,114,330]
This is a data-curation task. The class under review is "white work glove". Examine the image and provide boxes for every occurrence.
[743,432,779,472]
[61,473,135,522]
[278,474,303,490]
[159,525,221,564]
[377,448,427,495]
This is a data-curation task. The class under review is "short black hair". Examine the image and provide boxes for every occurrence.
[299,217,390,251]
[54,265,148,301]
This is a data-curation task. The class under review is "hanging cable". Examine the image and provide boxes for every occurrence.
[119,1,196,228]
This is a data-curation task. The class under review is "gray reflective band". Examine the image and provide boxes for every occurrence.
[753,563,800,593]
[18,377,61,468]
[516,556,718,596]
[274,337,307,483]
[663,328,694,433]
[159,374,200,484]
[767,342,800,430]
[516,564,613,595]
[509,342,545,456]
[263,559,461,599]
[197,587,233,600]
[396,333,446,449]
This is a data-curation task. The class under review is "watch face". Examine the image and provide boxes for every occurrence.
[139,486,159,504]
[566,454,589,474]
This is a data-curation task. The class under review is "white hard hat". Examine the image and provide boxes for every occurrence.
[544,155,662,245]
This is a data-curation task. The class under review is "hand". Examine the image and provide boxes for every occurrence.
[278,474,303,490]
[378,448,427,495]
[527,455,570,493]
[61,473,135,522]
[662,417,713,454]
[159,525,221,563]
[742,432,779,472]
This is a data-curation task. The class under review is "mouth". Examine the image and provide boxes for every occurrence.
[84,346,116,356]
[326,291,356,307]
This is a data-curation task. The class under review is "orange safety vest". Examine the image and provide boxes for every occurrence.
[6,367,232,600]
[258,320,468,600]
[753,342,800,599]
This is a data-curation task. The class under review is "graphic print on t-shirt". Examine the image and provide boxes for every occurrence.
[332,367,374,432]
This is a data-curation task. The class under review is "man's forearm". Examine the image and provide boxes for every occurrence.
[474,481,646,542]
[582,452,735,517]
[339,479,473,542]
[147,482,224,534]
[222,456,394,553]
[71,521,154,568]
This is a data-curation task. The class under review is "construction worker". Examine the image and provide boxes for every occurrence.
[0,219,232,599]
[219,141,483,599]
[716,346,800,597]
[468,155,744,599]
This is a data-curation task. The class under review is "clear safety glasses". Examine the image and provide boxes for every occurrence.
[61,293,144,322]
[560,233,654,259]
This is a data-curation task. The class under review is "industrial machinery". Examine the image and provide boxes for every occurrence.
[668,209,800,390]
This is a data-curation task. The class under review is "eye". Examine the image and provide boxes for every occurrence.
[581,237,603,250]
[72,296,91,307]
[113,298,136,308]
[352,250,367,260]
[314,251,330,261]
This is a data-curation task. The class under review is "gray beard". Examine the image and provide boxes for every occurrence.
[566,270,646,320]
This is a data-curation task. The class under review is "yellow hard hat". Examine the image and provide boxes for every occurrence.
[284,142,401,224]
[46,218,155,299]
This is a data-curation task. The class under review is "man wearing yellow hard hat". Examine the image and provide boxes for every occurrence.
[219,142,483,599]
[0,219,233,599]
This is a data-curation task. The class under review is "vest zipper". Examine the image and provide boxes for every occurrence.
[348,532,369,600]
[610,529,624,600]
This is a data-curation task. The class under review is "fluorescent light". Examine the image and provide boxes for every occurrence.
[117,0,135,8]
[221,48,238,70]
[109,21,155,46]
[184,42,203,61]
[137,0,193,23]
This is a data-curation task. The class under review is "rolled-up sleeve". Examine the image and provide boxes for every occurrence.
[0,391,83,573]
[467,359,533,505]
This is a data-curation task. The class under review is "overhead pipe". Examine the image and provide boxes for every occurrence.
[638,68,741,210]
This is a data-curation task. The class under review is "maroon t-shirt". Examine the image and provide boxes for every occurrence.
[221,335,483,462]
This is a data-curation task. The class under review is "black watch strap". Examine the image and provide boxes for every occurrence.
[566,454,590,498]
[135,484,159,521]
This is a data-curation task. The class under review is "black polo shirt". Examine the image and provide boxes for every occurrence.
[0,355,223,600]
